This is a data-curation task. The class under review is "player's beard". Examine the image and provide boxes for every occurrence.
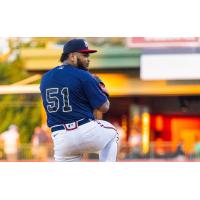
[77,57,89,71]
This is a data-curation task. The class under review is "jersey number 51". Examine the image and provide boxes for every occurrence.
[46,87,72,113]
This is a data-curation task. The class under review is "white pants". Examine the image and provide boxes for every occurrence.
[51,120,118,162]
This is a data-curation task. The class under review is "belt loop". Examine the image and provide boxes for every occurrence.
[63,124,67,131]
[64,122,78,130]
[51,118,93,132]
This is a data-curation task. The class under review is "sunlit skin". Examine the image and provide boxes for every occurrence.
[64,52,90,71]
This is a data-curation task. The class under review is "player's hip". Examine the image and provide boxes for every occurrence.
[51,119,117,136]
[51,120,118,153]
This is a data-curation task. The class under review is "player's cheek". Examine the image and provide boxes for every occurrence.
[87,58,90,65]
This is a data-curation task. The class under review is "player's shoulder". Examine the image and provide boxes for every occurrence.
[41,66,60,78]
[77,69,94,82]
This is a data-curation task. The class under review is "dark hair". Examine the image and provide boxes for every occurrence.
[60,53,69,62]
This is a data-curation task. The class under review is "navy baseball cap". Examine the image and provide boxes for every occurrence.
[63,39,97,54]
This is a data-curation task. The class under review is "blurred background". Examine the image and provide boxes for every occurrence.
[0,37,200,162]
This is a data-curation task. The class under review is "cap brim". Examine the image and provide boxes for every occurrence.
[79,49,97,53]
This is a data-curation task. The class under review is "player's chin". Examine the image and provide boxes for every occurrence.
[84,64,89,71]
[78,65,88,71]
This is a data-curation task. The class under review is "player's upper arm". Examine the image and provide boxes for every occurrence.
[82,73,108,110]
[97,99,110,113]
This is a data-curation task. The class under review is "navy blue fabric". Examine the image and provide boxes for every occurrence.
[63,39,97,54]
[40,64,107,127]
[51,118,92,132]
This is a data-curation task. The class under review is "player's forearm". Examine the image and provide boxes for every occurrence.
[97,100,110,113]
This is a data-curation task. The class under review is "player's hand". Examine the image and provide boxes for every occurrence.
[93,75,109,98]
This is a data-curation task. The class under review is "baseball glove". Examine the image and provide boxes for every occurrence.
[93,75,109,98]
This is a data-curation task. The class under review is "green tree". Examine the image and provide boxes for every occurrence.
[0,59,41,143]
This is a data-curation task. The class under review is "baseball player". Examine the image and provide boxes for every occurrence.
[40,38,118,162]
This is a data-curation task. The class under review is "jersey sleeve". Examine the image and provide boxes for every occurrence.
[82,75,108,109]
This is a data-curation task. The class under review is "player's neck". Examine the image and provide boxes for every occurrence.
[63,60,77,67]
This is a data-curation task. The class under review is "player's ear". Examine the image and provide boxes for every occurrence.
[69,53,76,62]
[69,53,74,61]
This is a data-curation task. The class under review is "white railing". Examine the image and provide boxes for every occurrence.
[0,142,200,161]
[0,144,54,161]
[118,142,200,161]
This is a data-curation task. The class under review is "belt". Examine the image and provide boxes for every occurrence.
[51,118,93,132]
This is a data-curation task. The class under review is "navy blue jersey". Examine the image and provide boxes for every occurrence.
[40,64,107,127]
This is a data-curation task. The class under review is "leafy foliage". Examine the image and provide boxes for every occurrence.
[0,59,41,143]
